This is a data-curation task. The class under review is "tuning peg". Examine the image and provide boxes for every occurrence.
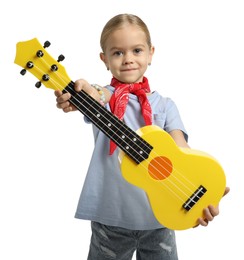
[36,50,44,57]
[51,64,58,71]
[42,74,50,81]
[26,61,34,68]
[43,41,51,48]
[36,41,50,57]
[35,74,49,88]
[20,69,26,75]
[57,54,65,62]
[35,81,42,88]
[50,55,64,71]
[50,54,65,72]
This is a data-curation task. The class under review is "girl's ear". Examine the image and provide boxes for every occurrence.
[100,52,109,71]
[100,52,106,64]
[149,46,155,64]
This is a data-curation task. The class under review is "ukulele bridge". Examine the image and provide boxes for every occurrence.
[183,185,207,211]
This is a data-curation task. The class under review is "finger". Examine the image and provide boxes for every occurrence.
[54,90,63,97]
[202,206,219,223]
[223,187,230,197]
[56,100,71,109]
[63,105,74,113]
[74,79,86,92]
[56,92,71,104]
[74,79,91,93]
[198,217,209,227]
[208,205,219,218]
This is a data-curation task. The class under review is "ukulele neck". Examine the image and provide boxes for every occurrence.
[64,81,153,164]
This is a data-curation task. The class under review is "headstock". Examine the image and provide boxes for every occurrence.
[14,38,71,91]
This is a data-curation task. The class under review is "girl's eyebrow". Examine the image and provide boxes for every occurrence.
[109,47,121,51]
[109,44,146,52]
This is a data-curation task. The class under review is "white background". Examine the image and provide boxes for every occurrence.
[1,0,243,259]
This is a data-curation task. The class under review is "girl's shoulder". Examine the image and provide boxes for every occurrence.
[148,91,175,109]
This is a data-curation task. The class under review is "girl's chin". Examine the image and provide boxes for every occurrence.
[117,74,142,84]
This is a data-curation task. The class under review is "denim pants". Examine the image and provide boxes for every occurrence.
[87,221,178,260]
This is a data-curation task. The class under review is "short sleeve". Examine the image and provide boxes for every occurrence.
[151,95,188,142]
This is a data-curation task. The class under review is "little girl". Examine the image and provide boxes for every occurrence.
[55,13,229,260]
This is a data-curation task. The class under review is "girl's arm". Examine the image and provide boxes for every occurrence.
[169,129,190,148]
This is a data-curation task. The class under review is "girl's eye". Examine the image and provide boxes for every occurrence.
[134,48,142,54]
[114,51,123,56]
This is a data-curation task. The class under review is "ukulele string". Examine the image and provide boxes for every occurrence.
[35,60,202,205]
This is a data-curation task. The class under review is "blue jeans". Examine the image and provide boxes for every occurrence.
[87,222,178,260]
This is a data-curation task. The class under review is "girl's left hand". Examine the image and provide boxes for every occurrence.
[197,187,230,226]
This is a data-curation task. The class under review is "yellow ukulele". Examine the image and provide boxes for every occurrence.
[14,38,226,230]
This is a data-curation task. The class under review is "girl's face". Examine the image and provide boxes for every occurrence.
[100,24,154,84]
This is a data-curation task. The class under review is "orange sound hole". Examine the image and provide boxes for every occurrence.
[148,156,173,180]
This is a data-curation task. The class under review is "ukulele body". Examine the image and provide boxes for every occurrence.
[119,125,226,230]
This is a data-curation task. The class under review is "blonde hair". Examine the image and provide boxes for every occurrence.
[100,13,152,53]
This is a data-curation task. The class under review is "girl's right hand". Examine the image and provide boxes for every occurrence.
[54,79,96,113]
[54,88,76,113]
[55,79,110,113]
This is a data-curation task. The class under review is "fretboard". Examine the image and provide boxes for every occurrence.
[63,81,153,164]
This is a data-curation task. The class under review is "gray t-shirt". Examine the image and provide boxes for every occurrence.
[75,87,188,230]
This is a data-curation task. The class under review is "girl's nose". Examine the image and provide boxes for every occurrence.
[123,52,134,65]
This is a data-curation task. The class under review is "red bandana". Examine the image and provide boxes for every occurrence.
[109,76,152,155]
